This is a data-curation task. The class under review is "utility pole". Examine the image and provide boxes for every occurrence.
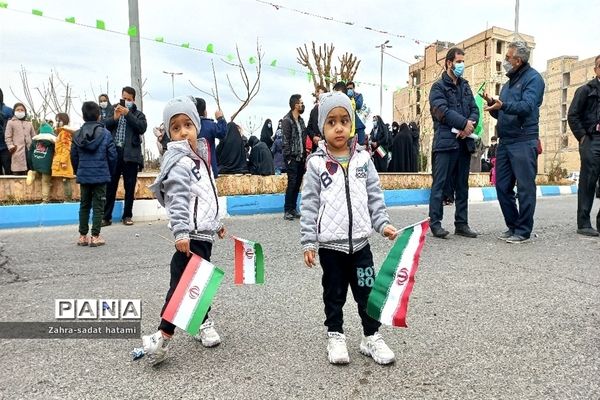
[128,0,143,111]
[376,40,392,116]
[514,0,520,35]
[163,71,183,98]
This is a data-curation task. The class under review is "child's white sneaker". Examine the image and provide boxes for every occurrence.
[359,332,395,365]
[194,320,221,347]
[142,331,170,366]
[327,332,350,364]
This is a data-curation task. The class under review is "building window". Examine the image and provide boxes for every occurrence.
[416,104,421,115]
[561,104,567,120]
[495,83,501,96]
[496,61,502,73]
[561,133,569,149]
[562,88,567,104]
[496,40,503,54]
[561,120,567,135]
[562,72,570,88]
[416,88,421,103]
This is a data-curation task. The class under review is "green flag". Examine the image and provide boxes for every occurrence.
[248,56,256,64]
[474,82,486,137]
[127,26,138,37]
[96,20,106,30]
[181,42,190,48]
[270,59,277,67]
[227,54,235,62]
[0,3,7,9]
[155,36,164,43]
[31,9,42,16]
[206,43,214,53]
[65,16,76,23]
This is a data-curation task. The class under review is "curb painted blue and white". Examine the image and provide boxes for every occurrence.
[0,185,578,229]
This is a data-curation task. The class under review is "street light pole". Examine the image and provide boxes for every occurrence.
[376,40,392,116]
[162,71,183,98]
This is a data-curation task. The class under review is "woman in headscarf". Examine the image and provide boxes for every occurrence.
[98,94,114,122]
[369,115,390,172]
[391,121,400,139]
[271,120,285,174]
[247,135,274,176]
[388,123,414,173]
[409,121,420,172]
[259,118,274,149]
[216,122,248,174]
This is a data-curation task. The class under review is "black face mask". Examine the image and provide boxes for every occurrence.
[299,105,305,114]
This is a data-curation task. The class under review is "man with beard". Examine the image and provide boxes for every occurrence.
[282,94,307,220]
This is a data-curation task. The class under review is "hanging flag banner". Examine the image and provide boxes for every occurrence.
[206,43,214,53]
[127,25,138,37]
[367,219,429,328]
[96,19,105,30]
[161,254,224,336]
[233,237,265,285]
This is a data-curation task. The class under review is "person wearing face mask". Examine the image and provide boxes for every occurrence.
[51,113,75,201]
[101,86,148,226]
[483,41,545,244]
[260,118,274,149]
[5,102,35,175]
[369,115,391,172]
[567,54,600,237]
[428,47,479,239]
[98,94,113,122]
[282,94,307,220]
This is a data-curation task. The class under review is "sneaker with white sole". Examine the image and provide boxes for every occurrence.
[141,331,170,366]
[194,320,221,347]
[327,332,350,364]
[359,332,395,365]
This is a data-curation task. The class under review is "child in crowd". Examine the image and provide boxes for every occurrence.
[51,113,75,201]
[26,123,56,202]
[70,102,117,247]
[300,92,399,365]
[5,103,35,176]
[144,96,226,366]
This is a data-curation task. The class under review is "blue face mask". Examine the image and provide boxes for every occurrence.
[347,89,354,97]
[453,62,464,78]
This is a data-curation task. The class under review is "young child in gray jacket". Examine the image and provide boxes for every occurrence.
[300,92,399,366]
[142,96,226,366]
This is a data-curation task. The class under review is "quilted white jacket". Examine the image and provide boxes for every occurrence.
[300,143,390,254]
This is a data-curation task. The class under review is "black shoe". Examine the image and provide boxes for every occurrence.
[283,212,295,221]
[497,230,513,240]
[431,226,449,238]
[577,227,599,237]
[292,210,301,219]
[506,235,530,244]
[455,226,478,238]
[101,219,112,227]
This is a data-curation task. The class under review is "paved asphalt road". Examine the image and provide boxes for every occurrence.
[0,195,598,399]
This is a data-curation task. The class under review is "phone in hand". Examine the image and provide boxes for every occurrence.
[119,99,126,107]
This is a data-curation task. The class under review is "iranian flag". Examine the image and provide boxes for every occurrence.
[233,236,264,285]
[367,219,429,327]
[162,254,224,335]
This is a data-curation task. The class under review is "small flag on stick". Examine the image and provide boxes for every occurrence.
[233,236,264,285]
[367,219,429,327]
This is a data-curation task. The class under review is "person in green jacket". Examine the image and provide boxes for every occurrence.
[26,123,56,203]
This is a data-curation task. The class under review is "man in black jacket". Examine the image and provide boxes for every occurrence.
[282,94,307,220]
[306,85,327,153]
[567,55,600,237]
[101,86,147,226]
[428,47,479,239]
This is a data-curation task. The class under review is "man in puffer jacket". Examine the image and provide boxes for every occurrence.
[71,101,117,247]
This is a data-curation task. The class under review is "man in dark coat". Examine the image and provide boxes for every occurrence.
[282,94,307,220]
[428,47,479,239]
[247,136,274,176]
[484,41,545,244]
[388,123,414,172]
[567,54,600,236]
[101,86,147,226]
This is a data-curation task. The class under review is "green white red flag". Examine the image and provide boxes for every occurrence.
[162,254,224,335]
[367,219,429,327]
[233,236,264,285]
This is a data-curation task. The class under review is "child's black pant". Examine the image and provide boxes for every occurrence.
[319,244,381,336]
[158,240,212,335]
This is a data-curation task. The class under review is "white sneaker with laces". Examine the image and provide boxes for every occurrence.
[194,320,221,347]
[359,332,395,365]
[327,332,350,364]
[142,331,170,366]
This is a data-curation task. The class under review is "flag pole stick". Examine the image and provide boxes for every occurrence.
[394,218,430,235]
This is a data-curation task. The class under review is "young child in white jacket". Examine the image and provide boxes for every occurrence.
[300,92,398,365]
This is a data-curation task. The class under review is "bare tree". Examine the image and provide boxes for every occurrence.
[189,60,222,110]
[297,42,361,93]
[224,41,263,121]
[243,115,262,137]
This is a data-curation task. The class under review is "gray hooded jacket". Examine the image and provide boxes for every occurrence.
[300,142,390,254]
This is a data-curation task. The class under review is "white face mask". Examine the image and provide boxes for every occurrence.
[125,100,134,109]
[15,111,26,120]
[502,60,514,73]
[99,101,108,109]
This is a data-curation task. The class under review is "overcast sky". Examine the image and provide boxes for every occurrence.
[1,0,598,155]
